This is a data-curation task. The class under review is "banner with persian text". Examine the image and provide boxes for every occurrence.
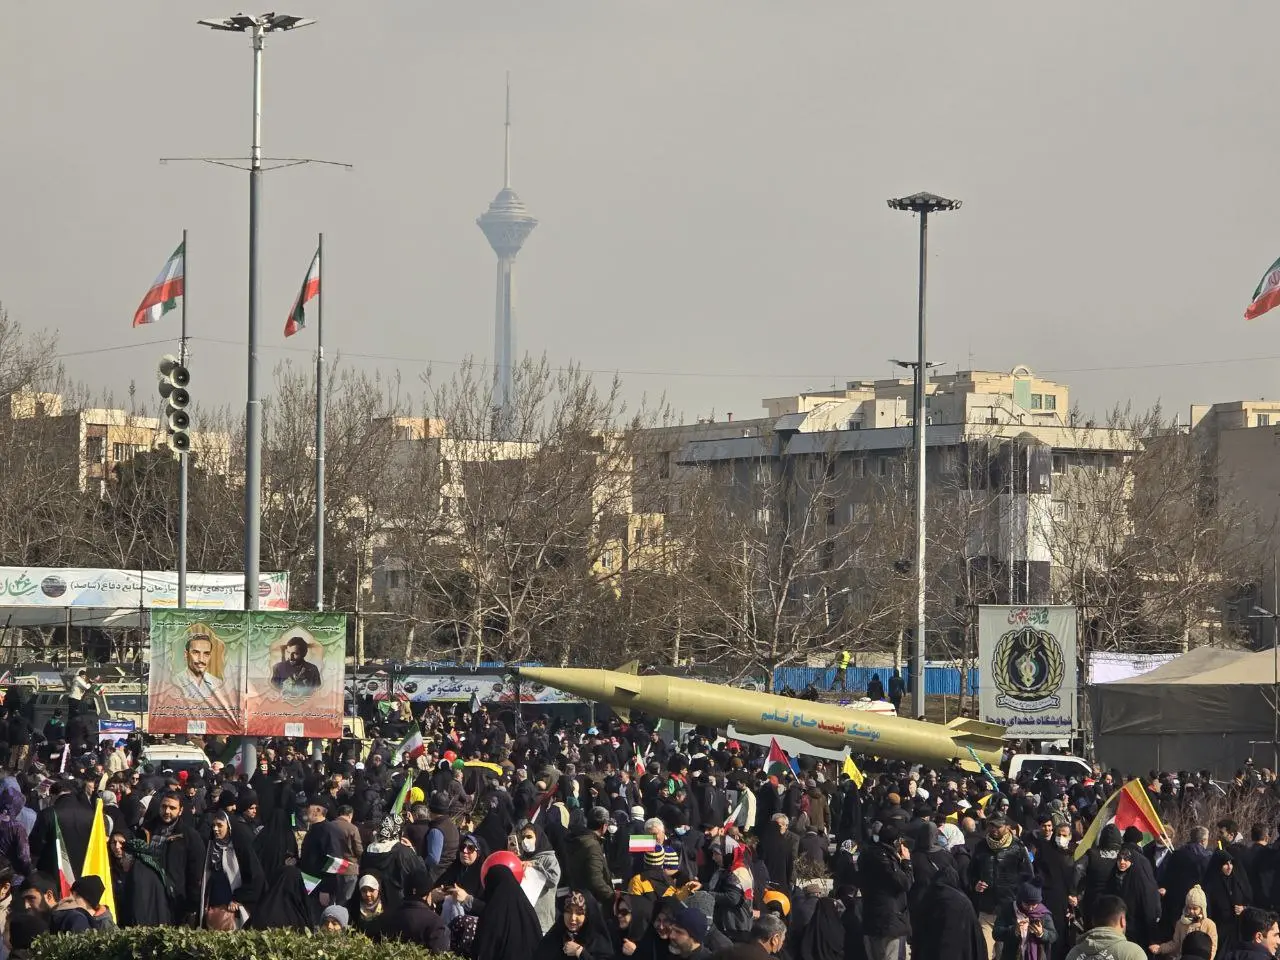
[978,605,1077,738]
[149,610,346,738]
[0,567,289,609]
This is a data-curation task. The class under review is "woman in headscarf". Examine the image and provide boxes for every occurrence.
[244,865,313,932]
[358,813,426,912]
[435,833,488,900]
[993,880,1057,960]
[535,889,615,960]
[513,819,561,934]
[252,808,299,886]
[1105,844,1161,949]
[609,893,653,958]
[1203,847,1253,949]
[0,783,31,884]
[605,809,632,880]
[200,810,264,929]
[913,864,986,960]
[352,873,389,939]
[794,896,846,960]
[471,862,543,960]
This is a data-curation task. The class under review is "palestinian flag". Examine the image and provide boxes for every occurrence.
[301,872,323,895]
[133,242,185,327]
[629,834,661,854]
[765,737,795,779]
[54,814,76,898]
[393,723,425,764]
[325,855,357,875]
[284,246,320,337]
[1073,780,1170,861]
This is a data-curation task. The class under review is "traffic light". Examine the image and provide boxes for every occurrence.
[158,354,191,452]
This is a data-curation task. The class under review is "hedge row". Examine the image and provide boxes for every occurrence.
[32,928,461,960]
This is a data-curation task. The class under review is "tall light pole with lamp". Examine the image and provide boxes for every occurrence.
[198,12,316,613]
[887,191,961,719]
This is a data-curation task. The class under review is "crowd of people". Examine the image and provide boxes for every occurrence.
[1,693,1280,959]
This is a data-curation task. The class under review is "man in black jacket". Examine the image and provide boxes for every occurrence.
[756,814,797,892]
[385,871,451,951]
[29,780,93,879]
[968,814,1033,960]
[858,823,914,960]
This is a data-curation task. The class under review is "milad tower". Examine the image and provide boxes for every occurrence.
[476,75,537,435]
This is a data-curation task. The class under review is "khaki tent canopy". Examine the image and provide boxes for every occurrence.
[1089,646,1276,777]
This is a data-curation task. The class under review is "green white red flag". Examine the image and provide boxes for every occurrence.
[132,242,185,327]
[54,813,76,897]
[325,855,357,875]
[390,775,412,816]
[1246,255,1280,320]
[393,723,425,764]
[284,247,320,337]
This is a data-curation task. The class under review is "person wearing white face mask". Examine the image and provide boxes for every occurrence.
[1034,820,1080,960]
[510,821,561,934]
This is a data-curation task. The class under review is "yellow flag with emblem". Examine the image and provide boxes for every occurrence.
[842,754,865,789]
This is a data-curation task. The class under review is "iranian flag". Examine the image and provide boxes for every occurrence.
[633,749,646,778]
[54,814,76,898]
[1247,255,1280,321]
[132,242,185,327]
[765,737,795,779]
[393,723,425,764]
[325,855,357,875]
[284,247,320,337]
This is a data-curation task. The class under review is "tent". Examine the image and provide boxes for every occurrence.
[1089,645,1277,776]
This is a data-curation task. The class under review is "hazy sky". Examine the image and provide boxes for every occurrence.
[2,2,1279,426]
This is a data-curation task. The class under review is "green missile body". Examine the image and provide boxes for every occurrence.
[515,666,1004,772]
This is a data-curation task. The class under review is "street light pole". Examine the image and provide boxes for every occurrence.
[199,12,316,612]
[887,191,961,719]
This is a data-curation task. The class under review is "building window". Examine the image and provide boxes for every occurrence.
[877,457,889,476]
[658,453,670,480]
[1052,454,1066,475]
[754,508,771,525]
[808,459,821,481]
[112,443,142,461]
[85,437,105,462]
[1030,394,1044,410]
[441,459,453,483]
[387,570,402,589]
[1044,394,1057,411]
[1259,414,1272,427]
[852,459,865,478]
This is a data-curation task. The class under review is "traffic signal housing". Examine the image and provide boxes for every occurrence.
[158,354,191,452]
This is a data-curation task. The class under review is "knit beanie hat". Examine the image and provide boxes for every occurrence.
[644,848,666,867]
[1184,884,1208,913]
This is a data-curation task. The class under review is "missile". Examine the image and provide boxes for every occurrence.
[514,665,1005,772]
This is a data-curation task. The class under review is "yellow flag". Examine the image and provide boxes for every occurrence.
[842,754,865,789]
[80,799,117,923]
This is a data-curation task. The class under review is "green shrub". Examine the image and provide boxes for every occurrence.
[32,928,462,960]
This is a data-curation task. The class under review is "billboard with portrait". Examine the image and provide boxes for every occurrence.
[148,612,248,736]
[149,610,346,738]
[243,612,346,738]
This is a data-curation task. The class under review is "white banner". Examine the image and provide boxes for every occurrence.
[978,605,1077,738]
[0,567,289,610]
[379,672,583,704]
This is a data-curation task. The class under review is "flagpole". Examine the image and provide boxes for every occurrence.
[178,228,189,610]
[315,232,325,612]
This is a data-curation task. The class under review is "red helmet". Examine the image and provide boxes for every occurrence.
[480,850,525,886]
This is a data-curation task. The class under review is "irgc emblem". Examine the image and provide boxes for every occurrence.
[992,625,1065,711]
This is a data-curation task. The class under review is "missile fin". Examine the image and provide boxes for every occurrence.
[615,659,639,675]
